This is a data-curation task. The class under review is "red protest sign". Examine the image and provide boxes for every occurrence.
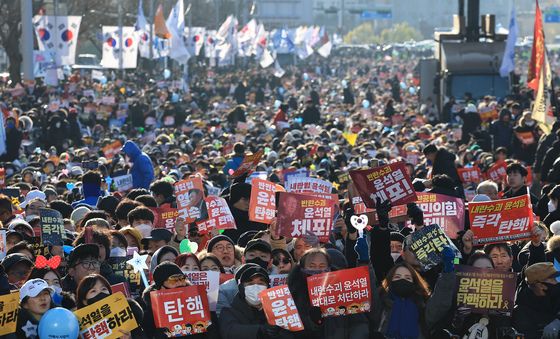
[458,167,483,184]
[260,285,304,332]
[515,131,535,145]
[175,177,206,223]
[485,161,507,182]
[151,206,179,231]
[0,168,5,189]
[249,179,277,224]
[469,195,533,245]
[285,177,332,194]
[111,282,131,299]
[150,285,211,336]
[276,192,335,242]
[307,266,371,318]
[102,141,122,160]
[349,161,417,208]
[412,193,464,239]
[231,151,264,178]
[196,196,236,233]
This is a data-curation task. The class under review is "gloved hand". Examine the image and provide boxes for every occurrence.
[375,198,391,229]
[441,245,455,273]
[354,236,369,262]
[258,324,282,338]
[344,206,357,234]
[309,306,323,326]
[542,318,560,339]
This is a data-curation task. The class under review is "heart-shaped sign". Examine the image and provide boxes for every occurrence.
[105,177,113,186]
[180,239,199,254]
[66,182,75,190]
[350,215,369,237]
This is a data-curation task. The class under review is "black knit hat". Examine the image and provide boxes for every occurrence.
[206,235,235,252]
[390,232,405,243]
[237,265,270,295]
[153,262,183,288]
[229,183,252,205]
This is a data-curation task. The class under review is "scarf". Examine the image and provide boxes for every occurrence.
[386,293,420,339]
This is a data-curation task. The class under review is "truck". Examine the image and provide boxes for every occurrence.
[419,0,512,120]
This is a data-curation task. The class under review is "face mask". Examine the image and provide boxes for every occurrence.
[244,284,267,307]
[246,257,269,270]
[391,253,400,262]
[390,279,415,298]
[25,214,38,222]
[110,247,127,258]
[135,224,152,238]
[55,122,61,129]
[87,292,110,305]
[548,200,556,213]
[301,268,330,277]
[525,120,535,126]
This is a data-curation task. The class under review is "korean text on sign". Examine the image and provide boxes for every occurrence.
[411,193,464,239]
[408,224,461,270]
[150,285,211,337]
[349,161,417,208]
[151,206,179,231]
[231,151,263,178]
[276,192,335,242]
[184,271,220,312]
[74,292,138,339]
[260,285,304,332]
[113,174,133,192]
[175,177,206,223]
[455,265,517,316]
[196,196,237,233]
[286,177,333,194]
[306,266,371,318]
[457,167,482,184]
[468,194,533,245]
[485,161,507,182]
[39,208,65,246]
[249,178,277,224]
[0,292,19,335]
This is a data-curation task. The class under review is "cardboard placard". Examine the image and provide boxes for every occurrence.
[307,266,371,318]
[349,162,417,208]
[175,177,207,223]
[411,193,464,239]
[249,179,277,224]
[231,151,263,178]
[269,274,289,287]
[113,174,133,192]
[260,285,304,331]
[457,166,483,184]
[39,208,65,246]
[282,168,309,183]
[286,177,333,194]
[151,206,179,232]
[74,292,138,339]
[276,192,335,242]
[0,292,19,335]
[485,161,507,182]
[408,224,461,270]
[107,256,142,296]
[150,285,211,336]
[183,271,220,312]
[111,282,131,299]
[455,265,517,316]
[102,141,123,160]
[196,196,236,233]
[469,194,533,245]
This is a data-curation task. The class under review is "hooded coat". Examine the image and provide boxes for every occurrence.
[122,140,155,189]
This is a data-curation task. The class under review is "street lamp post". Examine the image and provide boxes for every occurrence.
[118,1,124,78]
[21,0,34,81]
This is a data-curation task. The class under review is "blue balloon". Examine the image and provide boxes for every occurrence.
[38,308,80,339]
[362,99,370,109]
[163,68,171,79]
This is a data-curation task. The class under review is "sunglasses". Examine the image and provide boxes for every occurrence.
[166,274,186,284]
[273,258,291,266]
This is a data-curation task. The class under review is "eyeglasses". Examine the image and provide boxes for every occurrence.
[76,260,101,270]
[273,258,291,266]
[213,244,233,253]
[166,274,186,284]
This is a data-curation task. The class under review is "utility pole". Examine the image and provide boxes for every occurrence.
[149,0,154,60]
[118,1,124,77]
[21,0,34,81]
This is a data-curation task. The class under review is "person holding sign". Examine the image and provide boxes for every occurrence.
[16,279,55,339]
[219,265,294,339]
[287,248,369,339]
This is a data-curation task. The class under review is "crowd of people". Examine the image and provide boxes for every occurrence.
[0,45,559,339]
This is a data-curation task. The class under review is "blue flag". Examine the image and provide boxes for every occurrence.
[500,7,518,77]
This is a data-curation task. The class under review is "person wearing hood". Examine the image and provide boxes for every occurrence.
[71,170,103,208]
[224,182,267,243]
[489,108,514,151]
[122,140,155,190]
[219,265,294,339]
[149,245,179,277]
[0,116,22,162]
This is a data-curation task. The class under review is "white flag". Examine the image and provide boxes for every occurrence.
[101,26,138,69]
[253,23,268,59]
[316,28,332,58]
[185,27,206,56]
[166,0,190,64]
[216,15,238,64]
[273,60,285,78]
[237,19,257,57]
[205,30,218,59]
[33,15,82,66]
[259,48,274,68]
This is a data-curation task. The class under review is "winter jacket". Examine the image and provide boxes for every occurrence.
[517,241,546,269]
[223,205,268,243]
[489,120,513,150]
[301,106,321,125]
[541,139,560,181]
[216,278,237,316]
[71,182,102,208]
[513,281,560,339]
[122,140,155,189]
[223,156,244,176]
[219,294,294,339]
[432,148,462,190]
[16,307,44,338]
[543,209,560,227]
[376,290,428,339]
[534,131,557,175]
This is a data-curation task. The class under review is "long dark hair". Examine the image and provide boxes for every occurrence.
[381,262,431,300]
[76,274,112,309]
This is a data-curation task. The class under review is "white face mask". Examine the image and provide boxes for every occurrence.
[548,200,557,213]
[391,252,400,262]
[50,285,62,295]
[525,120,535,127]
[135,224,153,238]
[244,284,267,307]
[110,247,127,257]
[25,214,38,222]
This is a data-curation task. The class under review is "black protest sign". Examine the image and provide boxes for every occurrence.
[39,208,65,246]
